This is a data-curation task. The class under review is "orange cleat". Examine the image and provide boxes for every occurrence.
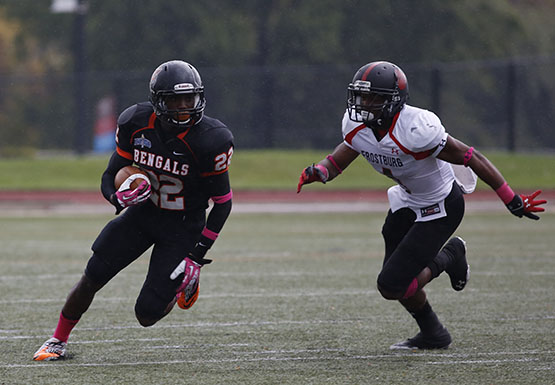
[176,283,199,310]
[33,337,66,361]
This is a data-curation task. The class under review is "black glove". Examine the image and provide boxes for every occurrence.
[187,242,213,265]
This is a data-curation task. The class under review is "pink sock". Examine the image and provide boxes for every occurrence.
[52,312,80,342]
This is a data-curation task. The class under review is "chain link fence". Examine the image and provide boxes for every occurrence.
[0,57,553,155]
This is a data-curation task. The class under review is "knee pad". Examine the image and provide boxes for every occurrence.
[377,273,404,300]
[134,288,169,323]
[377,275,418,300]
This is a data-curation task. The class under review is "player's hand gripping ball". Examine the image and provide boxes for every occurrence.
[113,165,152,212]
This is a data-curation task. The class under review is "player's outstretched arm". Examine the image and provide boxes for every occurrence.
[297,143,359,193]
[438,136,547,220]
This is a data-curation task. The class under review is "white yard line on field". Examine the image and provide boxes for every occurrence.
[0,289,377,305]
[2,349,553,369]
[2,313,555,341]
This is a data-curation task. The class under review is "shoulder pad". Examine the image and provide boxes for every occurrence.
[194,116,234,151]
[117,102,153,126]
[205,126,234,149]
[393,106,445,152]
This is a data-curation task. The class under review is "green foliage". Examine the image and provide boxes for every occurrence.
[0,150,553,191]
[2,0,553,71]
[1,1,555,151]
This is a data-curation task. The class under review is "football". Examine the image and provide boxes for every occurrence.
[114,165,151,191]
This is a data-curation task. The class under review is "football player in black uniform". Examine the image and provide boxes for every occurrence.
[34,60,234,361]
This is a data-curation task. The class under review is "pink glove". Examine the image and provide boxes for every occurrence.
[115,179,151,209]
[170,257,201,292]
[170,257,201,309]
[296,164,329,193]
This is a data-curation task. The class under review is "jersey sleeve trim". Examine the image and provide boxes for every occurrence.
[201,168,229,177]
[344,123,367,146]
[116,146,133,160]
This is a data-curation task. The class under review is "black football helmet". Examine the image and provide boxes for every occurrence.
[347,61,409,123]
[149,60,206,128]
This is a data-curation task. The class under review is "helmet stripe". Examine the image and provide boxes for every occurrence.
[395,68,408,90]
[361,61,383,81]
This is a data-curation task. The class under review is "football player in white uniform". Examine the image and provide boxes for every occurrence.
[297,61,546,350]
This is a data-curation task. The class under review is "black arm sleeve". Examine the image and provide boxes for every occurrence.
[198,171,232,248]
[100,152,133,204]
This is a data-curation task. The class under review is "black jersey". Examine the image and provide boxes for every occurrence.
[114,102,234,212]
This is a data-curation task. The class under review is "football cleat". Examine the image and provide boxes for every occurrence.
[176,283,199,310]
[444,236,470,291]
[33,337,66,361]
[390,327,452,350]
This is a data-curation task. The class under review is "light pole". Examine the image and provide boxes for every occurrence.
[51,0,88,154]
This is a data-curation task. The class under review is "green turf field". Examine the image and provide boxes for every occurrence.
[1,149,554,190]
[1,211,553,384]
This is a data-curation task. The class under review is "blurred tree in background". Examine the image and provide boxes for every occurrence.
[0,0,554,154]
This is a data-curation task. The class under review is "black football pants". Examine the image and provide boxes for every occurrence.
[85,201,205,319]
[377,182,465,296]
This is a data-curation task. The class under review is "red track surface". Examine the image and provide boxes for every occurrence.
[0,189,552,216]
[1,189,553,204]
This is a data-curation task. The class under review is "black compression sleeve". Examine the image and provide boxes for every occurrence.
[199,172,233,248]
[100,152,132,203]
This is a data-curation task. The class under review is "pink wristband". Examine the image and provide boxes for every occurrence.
[495,182,515,204]
[326,155,343,174]
[201,227,219,241]
[463,147,474,167]
[314,164,329,181]
[211,190,233,204]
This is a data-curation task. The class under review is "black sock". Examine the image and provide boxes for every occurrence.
[409,301,443,335]
[428,246,454,279]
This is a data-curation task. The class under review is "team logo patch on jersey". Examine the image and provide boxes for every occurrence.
[134,135,152,148]
[420,203,441,217]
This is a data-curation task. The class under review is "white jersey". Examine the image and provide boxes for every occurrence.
[342,104,457,221]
